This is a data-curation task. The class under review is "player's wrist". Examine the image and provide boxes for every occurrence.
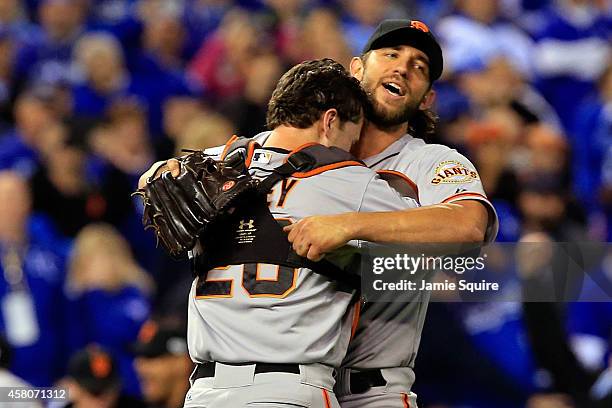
[341,213,364,241]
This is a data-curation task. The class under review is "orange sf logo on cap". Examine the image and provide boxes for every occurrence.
[138,320,158,343]
[90,351,111,378]
[410,20,429,33]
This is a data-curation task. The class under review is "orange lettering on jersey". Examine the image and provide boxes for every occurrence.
[277,179,299,208]
[410,20,430,33]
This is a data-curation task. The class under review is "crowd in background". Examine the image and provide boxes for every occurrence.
[0,0,610,407]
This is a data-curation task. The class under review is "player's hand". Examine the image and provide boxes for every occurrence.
[137,159,181,190]
[284,214,354,261]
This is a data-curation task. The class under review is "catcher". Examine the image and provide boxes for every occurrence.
[136,59,420,408]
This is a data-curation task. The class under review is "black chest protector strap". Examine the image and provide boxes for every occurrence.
[195,138,363,290]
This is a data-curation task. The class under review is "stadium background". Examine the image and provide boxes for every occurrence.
[0,0,610,407]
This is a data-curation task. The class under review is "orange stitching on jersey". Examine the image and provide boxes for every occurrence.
[401,393,410,408]
[441,192,489,203]
[322,389,332,408]
[242,263,299,299]
[291,161,365,178]
[195,270,235,299]
[350,301,361,340]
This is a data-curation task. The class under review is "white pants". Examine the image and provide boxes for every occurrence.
[184,363,341,408]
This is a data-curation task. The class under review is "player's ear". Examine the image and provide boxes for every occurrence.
[419,88,436,111]
[320,109,338,141]
[350,57,364,81]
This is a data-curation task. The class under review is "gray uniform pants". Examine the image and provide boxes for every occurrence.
[336,367,418,408]
[183,362,341,408]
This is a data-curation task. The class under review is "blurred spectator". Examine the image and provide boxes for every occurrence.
[524,124,569,177]
[174,110,234,154]
[71,31,129,118]
[187,8,265,101]
[63,345,146,408]
[518,232,607,408]
[218,52,282,136]
[415,302,540,408]
[138,4,186,70]
[133,321,191,408]
[0,171,68,386]
[0,0,37,43]
[0,91,60,178]
[162,96,203,141]
[437,0,535,77]
[465,107,522,206]
[532,0,611,130]
[158,95,203,158]
[298,7,353,67]
[65,223,153,396]
[454,57,562,129]
[517,172,586,240]
[572,61,612,238]
[261,0,304,63]
[568,301,612,374]
[30,121,134,237]
[13,0,87,88]
[340,0,397,55]
[89,99,154,179]
[86,0,141,51]
[72,31,194,137]
[182,0,232,59]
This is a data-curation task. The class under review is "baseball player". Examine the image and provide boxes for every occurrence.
[144,59,420,408]
[284,20,500,407]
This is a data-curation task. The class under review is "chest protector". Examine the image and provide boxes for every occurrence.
[193,137,364,290]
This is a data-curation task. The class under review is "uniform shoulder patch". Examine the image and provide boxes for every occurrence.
[431,160,479,185]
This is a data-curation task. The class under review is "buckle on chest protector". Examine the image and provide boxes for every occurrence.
[287,152,315,172]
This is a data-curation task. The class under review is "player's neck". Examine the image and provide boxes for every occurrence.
[263,126,321,151]
[351,121,407,160]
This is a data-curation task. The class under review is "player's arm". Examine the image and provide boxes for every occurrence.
[287,172,418,261]
[289,200,487,247]
[286,149,496,260]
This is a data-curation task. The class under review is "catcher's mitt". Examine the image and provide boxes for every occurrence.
[133,151,258,257]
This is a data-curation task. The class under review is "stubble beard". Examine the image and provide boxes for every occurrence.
[361,76,423,131]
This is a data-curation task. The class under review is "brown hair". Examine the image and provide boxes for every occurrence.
[409,108,438,138]
[266,58,367,129]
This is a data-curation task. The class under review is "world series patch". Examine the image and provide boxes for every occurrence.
[431,160,479,184]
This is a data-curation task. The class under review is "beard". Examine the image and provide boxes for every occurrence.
[361,77,424,131]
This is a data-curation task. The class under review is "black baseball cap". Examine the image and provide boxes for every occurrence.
[131,321,188,358]
[67,345,120,396]
[362,19,444,82]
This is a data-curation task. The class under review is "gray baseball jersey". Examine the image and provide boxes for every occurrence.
[342,134,499,383]
[187,143,415,368]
